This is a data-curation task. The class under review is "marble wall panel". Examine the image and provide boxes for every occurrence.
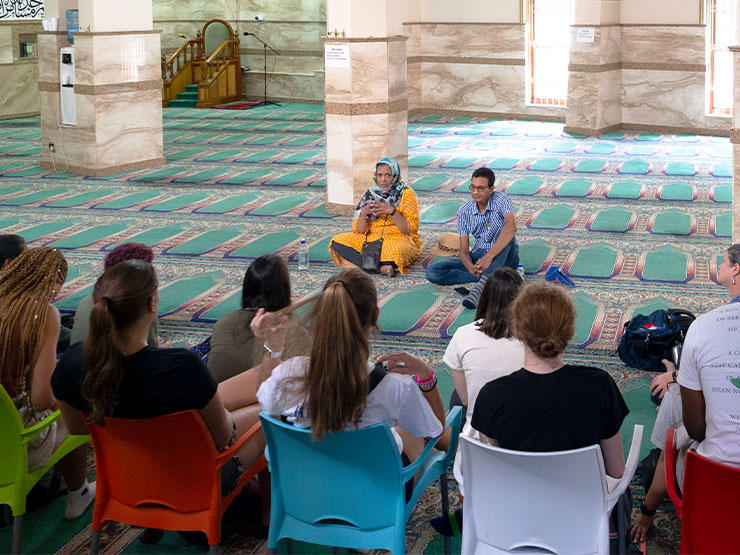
[157,21,205,53]
[734,51,740,117]
[403,22,421,59]
[407,60,421,111]
[0,63,39,118]
[37,33,68,82]
[244,70,323,101]
[72,36,95,86]
[240,21,324,51]
[239,0,323,22]
[565,72,598,129]
[240,52,323,74]
[0,27,12,64]
[421,62,525,114]
[569,25,621,66]
[94,89,163,167]
[88,34,162,84]
[152,0,180,20]
[387,39,407,104]
[388,109,409,179]
[596,69,622,129]
[324,54,352,103]
[621,69,706,129]
[418,23,525,60]
[350,42,389,103]
[621,26,704,66]
[187,0,238,24]
[325,113,355,206]
[351,113,392,201]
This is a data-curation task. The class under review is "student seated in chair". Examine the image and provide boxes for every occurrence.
[51,259,270,538]
[433,282,629,536]
[252,269,445,459]
[0,247,93,520]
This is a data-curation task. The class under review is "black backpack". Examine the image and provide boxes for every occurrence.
[617,309,696,372]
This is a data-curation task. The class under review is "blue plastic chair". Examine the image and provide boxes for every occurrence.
[260,406,462,555]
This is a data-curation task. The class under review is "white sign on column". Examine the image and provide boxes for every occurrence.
[325,44,350,68]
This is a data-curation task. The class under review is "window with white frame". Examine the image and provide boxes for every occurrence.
[708,0,737,115]
[527,0,575,106]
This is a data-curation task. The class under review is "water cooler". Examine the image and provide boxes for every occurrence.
[60,46,76,126]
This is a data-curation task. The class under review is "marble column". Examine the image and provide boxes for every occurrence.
[563,0,622,136]
[730,46,740,242]
[323,0,408,215]
[38,0,164,176]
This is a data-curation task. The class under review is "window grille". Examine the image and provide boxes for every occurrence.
[708,0,736,115]
[527,0,575,106]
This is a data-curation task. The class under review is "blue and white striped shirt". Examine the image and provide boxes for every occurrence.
[456,191,515,252]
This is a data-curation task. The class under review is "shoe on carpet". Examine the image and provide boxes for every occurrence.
[65,480,96,519]
[430,508,463,537]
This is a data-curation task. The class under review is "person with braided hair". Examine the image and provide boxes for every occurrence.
[0,247,94,519]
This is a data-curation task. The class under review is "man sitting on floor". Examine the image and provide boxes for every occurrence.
[425,167,519,309]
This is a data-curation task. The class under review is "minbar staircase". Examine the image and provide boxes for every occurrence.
[161,19,242,109]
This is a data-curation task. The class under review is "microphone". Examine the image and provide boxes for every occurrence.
[177,33,187,38]
[243,32,251,36]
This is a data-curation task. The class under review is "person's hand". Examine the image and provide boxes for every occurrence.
[474,253,493,276]
[376,352,433,381]
[650,364,675,400]
[369,200,393,216]
[250,308,289,352]
[629,512,656,544]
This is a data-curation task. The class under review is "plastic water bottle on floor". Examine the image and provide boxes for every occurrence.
[517,264,525,279]
[298,239,310,269]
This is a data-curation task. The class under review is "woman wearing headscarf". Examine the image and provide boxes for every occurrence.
[329,157,422,277]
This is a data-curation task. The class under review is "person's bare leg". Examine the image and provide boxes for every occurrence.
[258,469,271,527]
[629,450,667,543]
[54,421,87,490]
[219,368,263,410]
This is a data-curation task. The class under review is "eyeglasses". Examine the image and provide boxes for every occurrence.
[468,184,491,192]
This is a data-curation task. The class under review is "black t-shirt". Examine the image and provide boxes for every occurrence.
[52,343,218,418]
[471,364,629,452]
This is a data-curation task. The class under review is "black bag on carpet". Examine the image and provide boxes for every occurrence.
[617,309,695,372]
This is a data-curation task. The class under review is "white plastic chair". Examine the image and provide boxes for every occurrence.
[460,424,643,554]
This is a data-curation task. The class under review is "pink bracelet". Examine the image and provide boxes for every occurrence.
[413,368,435,384]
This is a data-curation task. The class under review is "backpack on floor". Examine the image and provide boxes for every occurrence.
[617,309,696,372]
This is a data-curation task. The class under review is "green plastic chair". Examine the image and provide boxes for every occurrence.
[0,386,90,554]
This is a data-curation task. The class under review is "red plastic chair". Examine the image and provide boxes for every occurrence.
[665,427,740,553]
[86,410,267,554]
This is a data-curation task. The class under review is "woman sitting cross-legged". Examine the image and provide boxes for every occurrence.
[51,259,271,541]
[434,281,629,536]
[329,157,422,277]
[253,268,445,461]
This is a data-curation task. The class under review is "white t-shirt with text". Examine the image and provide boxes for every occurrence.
[677,300,740,468]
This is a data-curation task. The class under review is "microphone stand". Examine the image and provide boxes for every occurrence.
[243,32,280,107]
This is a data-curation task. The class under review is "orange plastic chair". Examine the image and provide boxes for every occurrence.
[86,410,267,554]
[665,427,740,553]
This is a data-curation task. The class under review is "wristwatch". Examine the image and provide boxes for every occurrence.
[672,368,678,381]
[263,344,283,359]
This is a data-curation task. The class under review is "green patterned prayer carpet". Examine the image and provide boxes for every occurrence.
[2,103,728,553]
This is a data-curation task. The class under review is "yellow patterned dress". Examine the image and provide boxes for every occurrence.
[329,187,422,275]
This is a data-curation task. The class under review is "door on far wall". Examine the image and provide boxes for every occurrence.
[527,0,575,107]
[707,0,737,115]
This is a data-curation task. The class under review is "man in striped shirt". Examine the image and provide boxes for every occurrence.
[426,167,519,308]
